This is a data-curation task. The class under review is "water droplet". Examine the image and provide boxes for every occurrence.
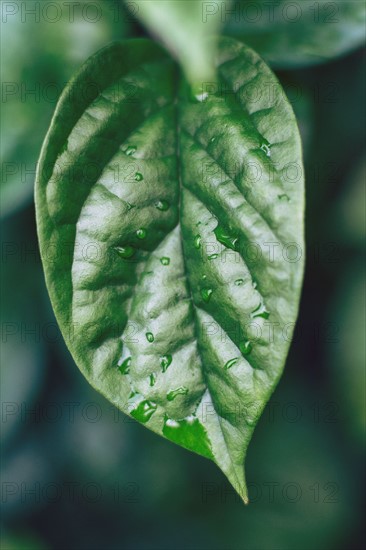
[163,414,213,459]
[235,278,244,286]
[128,393,157,423]
[194,235,201,249]
[191,84,209,102]
[209,136,216,144]
[160,257,170,266]
[196,92,208,102]
[136,228,147,239]
[202,274,207,280]
[278,193,290,201]
[146,332,154,343]
[167,386,189,401]
[149,373,156,387]
[225,357,239,370]
[239,340,252,355]
[118,356,131,375]
[251,302,270,319]
[125,145,137,156]
[160,354,172,372]
[155,199,170,211]
[201,288,213,303]
[134,172,143,182]
[260,142,271,157]
[114,245,135,259]
[208,253,218,260]
[214,225,239,251]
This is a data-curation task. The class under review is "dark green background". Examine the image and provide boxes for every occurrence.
[1,1,365,549]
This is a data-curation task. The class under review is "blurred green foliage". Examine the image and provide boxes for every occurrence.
[225,0,366,67]
[1,1,365,549]
[1,0,130,217]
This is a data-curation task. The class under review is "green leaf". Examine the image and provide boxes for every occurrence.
[225,0,366,68]
[35,37,304,501]
[130,0,226,84]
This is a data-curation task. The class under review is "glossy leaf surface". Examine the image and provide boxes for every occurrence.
[35,37,304,500]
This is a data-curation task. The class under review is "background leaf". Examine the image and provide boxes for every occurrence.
[0,0,130,218]
[225,0,366,68]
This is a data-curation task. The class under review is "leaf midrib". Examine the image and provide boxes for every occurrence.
[173,82,246,494]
